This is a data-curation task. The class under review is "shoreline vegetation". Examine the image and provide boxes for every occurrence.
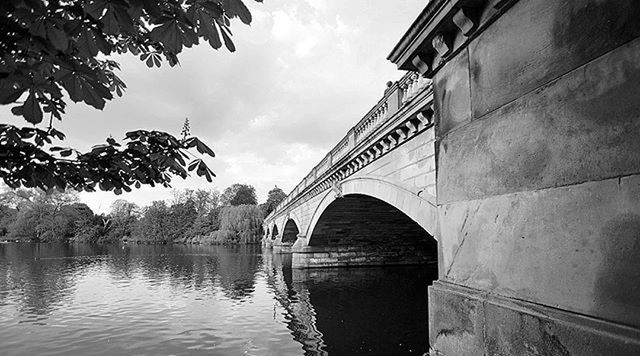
[0,186,286,246]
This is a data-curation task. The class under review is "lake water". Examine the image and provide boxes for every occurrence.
[0,243,436,355]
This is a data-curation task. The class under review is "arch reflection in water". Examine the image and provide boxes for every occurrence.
[1,243,434,355]
[264,250,436,355]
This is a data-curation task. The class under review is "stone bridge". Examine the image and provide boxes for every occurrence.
[263,70,438,269]
[264,0,640,354]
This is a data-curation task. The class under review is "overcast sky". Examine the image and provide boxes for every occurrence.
[7,0,426,213]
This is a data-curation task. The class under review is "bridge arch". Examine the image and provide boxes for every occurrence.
[304,176,437,245]
[271,224,279,240]
[282,218,300,244]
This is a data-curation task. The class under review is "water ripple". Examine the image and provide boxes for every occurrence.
[0,243,433,355]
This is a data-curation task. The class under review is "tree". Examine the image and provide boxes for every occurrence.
[2,189,85,241]
[215,204,262,244]
[106,199,139,241]
[261,185,285,216]
[167,199,197,242]
[134,200,170,243]
[0,204,18,237]
[0,0,261,193]
[171,188,219,215]
[221,183,257,206]
[0,187,78,211]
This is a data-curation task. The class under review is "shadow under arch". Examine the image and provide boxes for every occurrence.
[271,224,279,240]
[282,218,300,244]
[304,176,438,245]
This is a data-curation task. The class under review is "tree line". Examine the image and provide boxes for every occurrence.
[0,184,286,245]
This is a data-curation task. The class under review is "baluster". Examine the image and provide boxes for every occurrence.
[409,73,418,99]
[401,83,409,104]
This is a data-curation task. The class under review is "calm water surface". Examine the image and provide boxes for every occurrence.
[0,243,436,355]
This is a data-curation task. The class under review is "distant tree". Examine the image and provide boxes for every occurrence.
[167,199,198,242]
[0,188,81,241]
[7,206,41,241]
[214,204,262,244]
[0,0,261,193]
[189,204,224,237]
[0,188,38,210]
[106,199,139,241]
[171,188,219,215]
[221,183,257,206]
[0,187,78,211]
[0,204,17,237]
[261,185,286,216]
[110,199,140,220]
[134,200,170,243]
[58,202,95,239]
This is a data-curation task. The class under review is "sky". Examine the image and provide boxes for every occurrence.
[5,0,427,213]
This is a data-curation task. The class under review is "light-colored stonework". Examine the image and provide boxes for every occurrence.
[263,71,438,268]
[265,0,640,353]
[388,0,640,354]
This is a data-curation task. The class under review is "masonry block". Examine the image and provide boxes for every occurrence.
[469,0,640,118]
[429,281,640,356]
[439,36,640,204]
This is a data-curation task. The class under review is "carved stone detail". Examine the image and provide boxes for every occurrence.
[452,7,477,36]
[411,54,432,76]
[331,180,343,199]
[432,33,452,57]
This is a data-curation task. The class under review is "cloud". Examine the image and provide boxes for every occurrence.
[3,0,427,213]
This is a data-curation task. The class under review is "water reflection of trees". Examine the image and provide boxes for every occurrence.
[0,243,262,317]
[105,244,262,302]
[0,243,94,315]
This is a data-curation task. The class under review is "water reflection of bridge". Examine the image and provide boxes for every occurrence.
[262,250,434,355]
[261,251,327,355]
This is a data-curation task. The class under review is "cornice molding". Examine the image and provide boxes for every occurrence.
[387,0,520,78]
[265,86,434,222]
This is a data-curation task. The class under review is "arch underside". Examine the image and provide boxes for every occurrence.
[305,176,437,243]
[291,177,438,268]
[307,194,437,264]
[282,219,300,244]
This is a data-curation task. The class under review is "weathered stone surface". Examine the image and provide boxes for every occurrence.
[359,128,436,192]
[292,245,436,269]
[469,0,640,119]
[419,0,640,353]
[439,37,640,204]
[430,281,640,356]
[428,282,485,356]
[433,49,471,138]
[439,174,640,327]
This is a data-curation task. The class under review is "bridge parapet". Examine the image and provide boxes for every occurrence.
[265,71,434,226]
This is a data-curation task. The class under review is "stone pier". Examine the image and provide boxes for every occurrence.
[291,245,436,269]
[388,0,640,354]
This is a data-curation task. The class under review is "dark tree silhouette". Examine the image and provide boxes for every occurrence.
[221,183,257,206]
[0,0,261,193]
[261,185,285,216]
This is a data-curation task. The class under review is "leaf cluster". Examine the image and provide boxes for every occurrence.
[0,0,260,192]
[1,123,216,193]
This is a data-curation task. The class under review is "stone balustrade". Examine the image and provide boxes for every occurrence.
[267,71,433,221]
